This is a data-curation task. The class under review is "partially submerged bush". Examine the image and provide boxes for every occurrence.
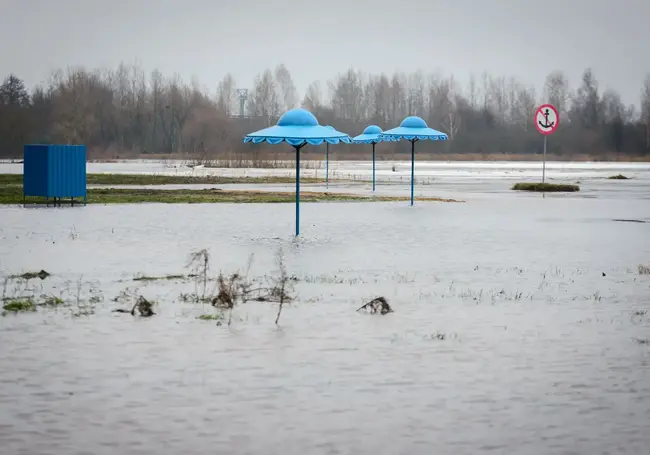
[210,249,294,325]
[112,295,156,317]
[512,182,580,192]
[608,174,629,180]
[176,249,295,326]
[639,264,650,275]
[212,272,248,309]
[357,296,393,315]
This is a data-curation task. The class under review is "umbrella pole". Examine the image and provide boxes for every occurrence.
[372,142,376,192]
[410,140,415,206]
[326,143,329,188]
[296,145,301,236]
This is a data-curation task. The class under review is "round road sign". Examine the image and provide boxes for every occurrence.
[535,104,559,135]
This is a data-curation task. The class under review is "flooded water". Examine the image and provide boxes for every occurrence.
[1,162,650,454]
[5,159,649,203]
[2,158,650,183]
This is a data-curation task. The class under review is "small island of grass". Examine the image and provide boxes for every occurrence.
[512,182,580,192]
[607,174,629,180]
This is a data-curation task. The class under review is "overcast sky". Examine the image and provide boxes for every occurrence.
[1,0,648,106]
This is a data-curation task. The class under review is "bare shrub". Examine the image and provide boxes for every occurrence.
[357,296,393,315]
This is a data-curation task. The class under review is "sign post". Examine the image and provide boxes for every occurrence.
[534,104,559,183]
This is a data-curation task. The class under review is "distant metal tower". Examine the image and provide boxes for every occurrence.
[236,89,248,117]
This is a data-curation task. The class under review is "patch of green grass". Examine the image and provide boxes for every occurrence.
[512,182,580,192]
[133,274,186,282]
[39,295,65,307]
[3,298,36,313]
[0,174,21,186]
[607,174,629,180]
[0,185,464,204]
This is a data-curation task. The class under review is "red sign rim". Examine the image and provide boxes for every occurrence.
[535,104,559,135]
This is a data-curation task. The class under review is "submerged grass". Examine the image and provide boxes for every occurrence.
[9,270,50,280]
[607,174,630,180]
[196,313,224,321]
[512,182,580,192]
[3,298,37,313]
[133,274,187,282]
[0,186,463,204]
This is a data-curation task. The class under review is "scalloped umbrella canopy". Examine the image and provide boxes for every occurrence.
[352,124,392,143]
[379,116,448,141]
[243,108,352,236]
[244,109,351,146]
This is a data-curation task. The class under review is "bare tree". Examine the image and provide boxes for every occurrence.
[389,72,407,125]
[302,81,323,110]
[466,73,478,110]
[570,68,601,129]
[543,71,570,120]
[425,74,462,140]
[642,73,650,150]
[601,88,626,154]
[249,69,280,127]
[330,69,365,122]
[274,64,298,112]
[1,63,649,160]
[216,73,236,116]
[510,82,537,131]
[408,70,427,117]
[0,74,30,106]
[371,73,391,124]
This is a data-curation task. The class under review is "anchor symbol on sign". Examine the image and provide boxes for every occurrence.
[538,108,555,129]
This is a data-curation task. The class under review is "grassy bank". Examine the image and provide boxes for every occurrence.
[0,186,462,204]
[512,182,580,192]
[0,173,336,186]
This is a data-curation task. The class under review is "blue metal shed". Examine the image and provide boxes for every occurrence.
[23,144,87,206]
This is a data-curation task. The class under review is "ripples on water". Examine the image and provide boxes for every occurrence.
[1,178,650,454]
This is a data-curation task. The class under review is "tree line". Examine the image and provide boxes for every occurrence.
[1,63,649,161]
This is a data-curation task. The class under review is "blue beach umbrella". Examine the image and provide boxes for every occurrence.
[379,116,448,206]
[352,125,393,192]
[244,108,352,236]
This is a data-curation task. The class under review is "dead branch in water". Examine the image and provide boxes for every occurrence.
[357,296,393,315]
[187,249,210,299]
[271,249,292,325]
